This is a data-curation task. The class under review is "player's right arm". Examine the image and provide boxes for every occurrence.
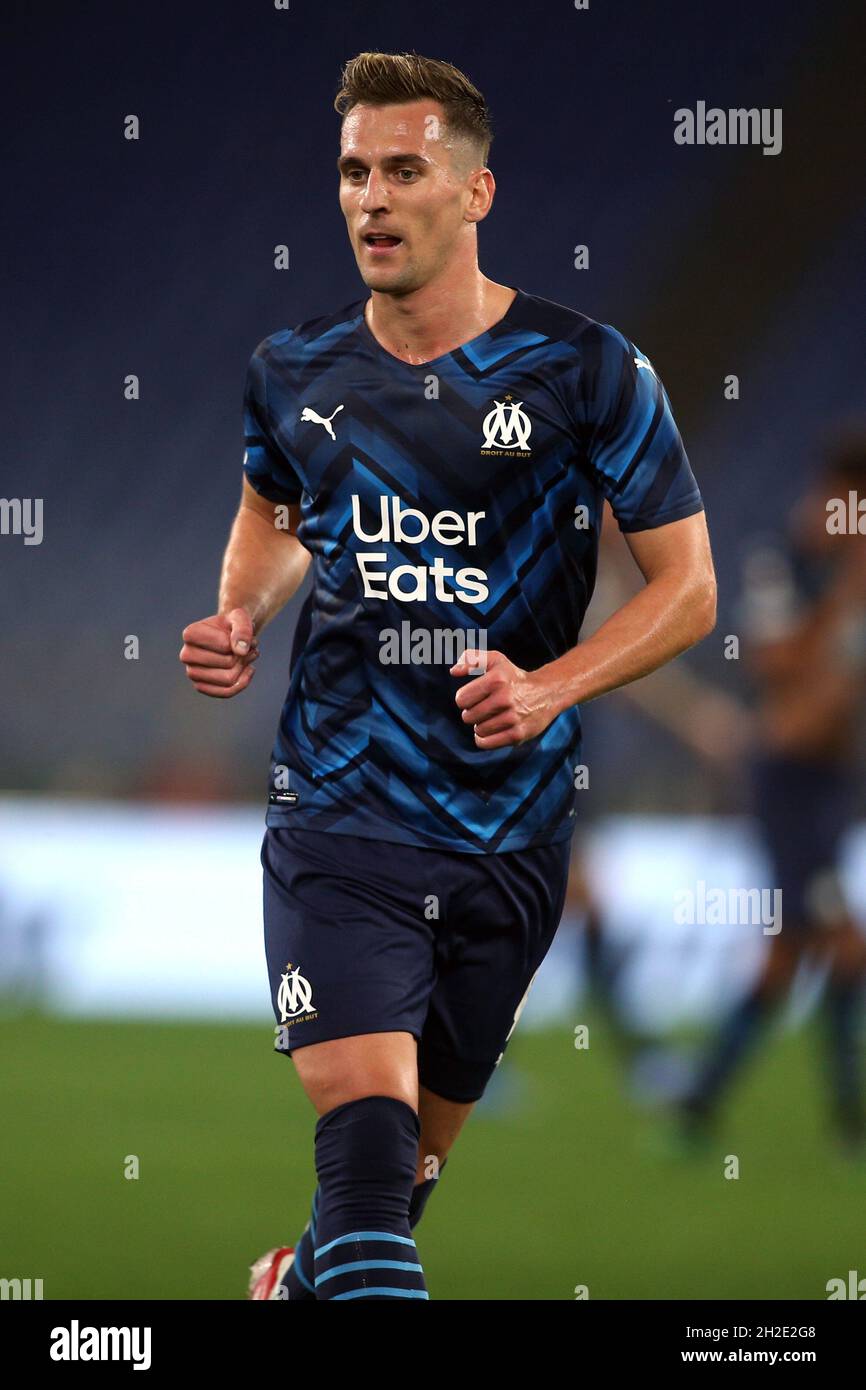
[179,479,310,699]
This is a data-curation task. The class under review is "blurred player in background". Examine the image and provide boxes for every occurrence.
[678,429,866,1152]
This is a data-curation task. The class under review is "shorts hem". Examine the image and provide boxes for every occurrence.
[418,1042,501,1104]
[274,1022,423,1057]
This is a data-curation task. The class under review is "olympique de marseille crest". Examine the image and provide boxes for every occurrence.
[481,398,532,452]
[277,963,315,1021]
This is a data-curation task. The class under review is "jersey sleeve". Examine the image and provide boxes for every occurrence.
[242,343,304,505]
[576,323,704,532]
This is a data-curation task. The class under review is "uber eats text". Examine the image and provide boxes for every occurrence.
[352,494,488,604]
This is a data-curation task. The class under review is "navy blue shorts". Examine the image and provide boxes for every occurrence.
[261,824,572,1103]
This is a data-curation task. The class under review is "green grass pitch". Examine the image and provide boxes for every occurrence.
[1,1011,861,1299]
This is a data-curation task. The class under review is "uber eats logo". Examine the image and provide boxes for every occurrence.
[352,494,488,603]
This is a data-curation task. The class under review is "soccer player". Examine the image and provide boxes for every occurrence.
[179,50,716,1300]
[678,431,866,1152]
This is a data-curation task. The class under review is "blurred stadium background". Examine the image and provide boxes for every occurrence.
[2,0,865,1299]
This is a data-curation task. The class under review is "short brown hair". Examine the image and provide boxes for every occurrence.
[334,50,493,171]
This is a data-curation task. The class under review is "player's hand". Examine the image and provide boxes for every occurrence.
[179,608,259,698]
[450,648,557,749]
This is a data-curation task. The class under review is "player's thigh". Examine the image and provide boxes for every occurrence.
[419,838,571,1104]
[262,825,436,1110]
[292,1030,420,1116]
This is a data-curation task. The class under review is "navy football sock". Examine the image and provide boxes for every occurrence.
[313,1094,428,1300]
[281,1136,445,1300]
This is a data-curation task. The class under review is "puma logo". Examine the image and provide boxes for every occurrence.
[300,404,344,441]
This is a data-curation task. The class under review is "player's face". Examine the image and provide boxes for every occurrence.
[338,100,481,293]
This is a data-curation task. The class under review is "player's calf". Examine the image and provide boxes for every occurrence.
[313,1094,428,1300]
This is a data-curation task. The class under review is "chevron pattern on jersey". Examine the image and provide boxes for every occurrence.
[243,287,703,852]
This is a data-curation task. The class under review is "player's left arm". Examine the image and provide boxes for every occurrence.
[453,511,716,749]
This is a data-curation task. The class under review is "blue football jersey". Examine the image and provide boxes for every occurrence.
[242,286,703,852]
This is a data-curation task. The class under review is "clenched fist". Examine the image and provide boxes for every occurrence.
[179,607,259,698]
[450,647,558,748]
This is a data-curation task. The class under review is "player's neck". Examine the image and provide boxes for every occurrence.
[364,274,516,366]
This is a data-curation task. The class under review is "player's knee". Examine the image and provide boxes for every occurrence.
[306,1073,416,1117]
[292,1036,417,1117]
